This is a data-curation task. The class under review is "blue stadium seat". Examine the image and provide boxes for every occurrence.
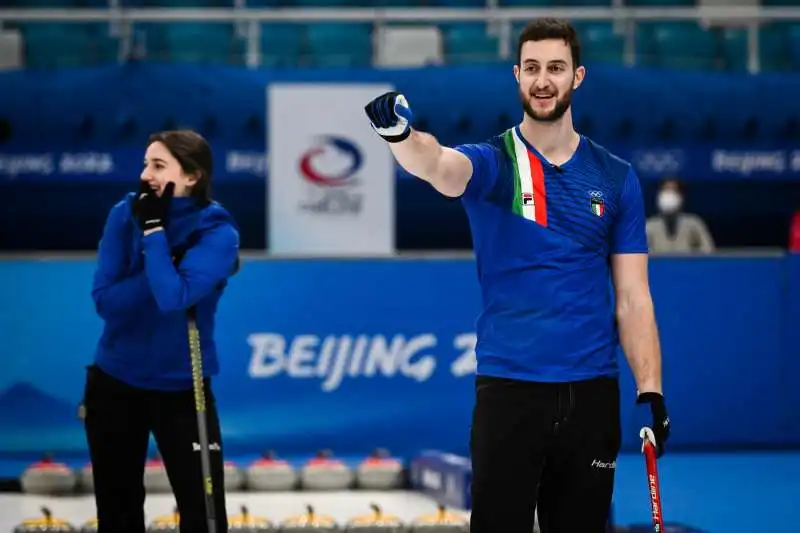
[715,25,795,74]
[497,0,554,6]
[636,22,718,70]
[10,0,77,6]
[304,23,373,67]
[574,21,625,65]
[443,23,501,64]
[372,0,425,5]
[789,24,800,71]
[625,0,695,5]
[429,0,489,6]
[136,23,242,65]
[21,23,117,69]
[138,0,233,5]
[260,24,303,67]
[235,0,287,5]
[290,0,422,3]
[499,0,610,4]
[717,27,748,72]
[293,0,363,6]
[123,0,235,4]
[559,0,612,6]
[759,23,794,72]
[86,23,122,64]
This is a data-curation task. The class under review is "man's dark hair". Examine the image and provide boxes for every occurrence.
[148,129,213,205]
[517,18,581,69]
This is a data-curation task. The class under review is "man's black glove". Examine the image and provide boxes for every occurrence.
[134,181,174,232]
[637,392,671,457]
[364,91,413,143]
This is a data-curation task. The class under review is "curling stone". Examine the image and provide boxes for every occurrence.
[355,449,403,490]
[79,518,98,533]
[14,507,76,533]
[147,507,180,533]
[280,505,339,532]
[228,505,278,532]
[144,454,172,493]
[245,450,298,491]
[20,454,77,495]
[300,450,354,491]
[78,463,94,493]
[344,503,404,533]
[224,460,245,491]
[408,504,469,533]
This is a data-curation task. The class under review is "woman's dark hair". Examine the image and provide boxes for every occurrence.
[148,129,213,205]
[659,176,685,194]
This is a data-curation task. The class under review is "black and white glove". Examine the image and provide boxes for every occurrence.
[637,392,671,458]
[134,181,174,232]
[364,91,413,143]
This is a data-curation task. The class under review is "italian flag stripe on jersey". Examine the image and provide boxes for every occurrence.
[502,128,548,226]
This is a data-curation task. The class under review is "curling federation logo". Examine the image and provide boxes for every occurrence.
[297,136,364,215]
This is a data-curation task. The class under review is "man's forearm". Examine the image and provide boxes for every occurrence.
[618,297,663,394]
[389,129,444,182]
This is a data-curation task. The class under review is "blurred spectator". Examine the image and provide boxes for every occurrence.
[789,207,800,253]
[646,178,715,254]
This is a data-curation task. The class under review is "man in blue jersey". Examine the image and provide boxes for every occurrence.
[365,18,670,533]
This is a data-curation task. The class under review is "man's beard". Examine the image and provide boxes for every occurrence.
[520,84,573,123]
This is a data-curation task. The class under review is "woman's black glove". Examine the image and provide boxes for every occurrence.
[134,181,174,231]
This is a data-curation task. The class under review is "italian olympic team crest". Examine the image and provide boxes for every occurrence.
[590,190,605,217]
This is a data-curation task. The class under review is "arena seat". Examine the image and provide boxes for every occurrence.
[789,25,800,70]
[293,0,363,6]
[442,23,501,64]
[137,0,233,6]
[635,21,718,70]
[260,24,303,67]
[501,0,614,5]
[429,0,491,7]
[9,0,77,6]
[497,0,556,6]
[231,0,286,5]
[573,21,625,65]
[717,27,749,72]
[625,0,695,6]
[373,0,426,6]
[305,23,374,67]
[759,23,796,72]
[134,22,241,64]
[560,0,615,6]
[20,23,118,69]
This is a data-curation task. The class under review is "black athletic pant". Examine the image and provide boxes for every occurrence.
[82,364,228,533]
[469,375,620,533]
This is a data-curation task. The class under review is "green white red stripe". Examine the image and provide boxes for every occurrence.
[502,128,548,226]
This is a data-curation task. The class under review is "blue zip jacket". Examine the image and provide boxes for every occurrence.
[91,193,240,390]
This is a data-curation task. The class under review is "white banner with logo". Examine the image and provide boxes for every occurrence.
[267,83,396,256]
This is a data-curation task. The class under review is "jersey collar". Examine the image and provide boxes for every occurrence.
[513,125,585,171]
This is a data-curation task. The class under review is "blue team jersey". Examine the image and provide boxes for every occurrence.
[456,125,648,382]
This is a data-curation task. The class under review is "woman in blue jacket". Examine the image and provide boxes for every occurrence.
[83,130,239,533]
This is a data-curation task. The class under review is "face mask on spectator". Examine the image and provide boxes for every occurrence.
[658,190,682,214]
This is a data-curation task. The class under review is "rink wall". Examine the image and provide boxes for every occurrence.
[0,253,798,464]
